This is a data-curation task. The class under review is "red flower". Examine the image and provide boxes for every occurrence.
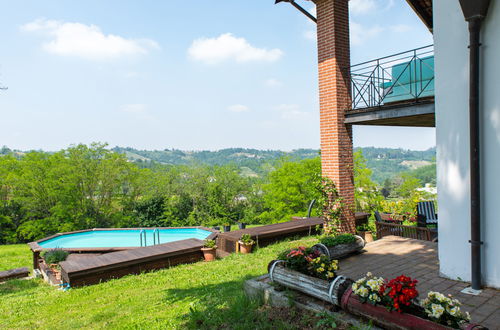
[381,275,418,312]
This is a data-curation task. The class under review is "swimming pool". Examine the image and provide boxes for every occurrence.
[33,227,215,250]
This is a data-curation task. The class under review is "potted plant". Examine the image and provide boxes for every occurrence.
[356,224,374,243]
[41,248,69,281]
[223,222,231,232]
[201,239,217,262]
[237,222,247,230]
[313,233,365,259]
[212,226,221,231]
[238,234,255,254]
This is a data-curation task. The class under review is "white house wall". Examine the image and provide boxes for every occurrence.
[435,0,500,288]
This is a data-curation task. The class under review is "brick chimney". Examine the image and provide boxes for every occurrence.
[315,0,355,233]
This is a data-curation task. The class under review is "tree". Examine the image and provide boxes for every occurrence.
[258,157,321,223]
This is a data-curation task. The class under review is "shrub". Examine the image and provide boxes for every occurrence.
[319,234,357,247]
[203,239,216,249]
[42,248,69,264]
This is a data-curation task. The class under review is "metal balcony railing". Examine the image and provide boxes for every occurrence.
[350,45,434,111]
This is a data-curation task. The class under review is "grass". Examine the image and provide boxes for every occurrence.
[0,236,362,329]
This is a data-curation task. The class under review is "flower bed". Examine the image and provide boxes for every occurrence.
[268,246,351,306]
[345,273,480,330]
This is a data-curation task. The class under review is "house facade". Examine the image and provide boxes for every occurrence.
[435,0,500,288]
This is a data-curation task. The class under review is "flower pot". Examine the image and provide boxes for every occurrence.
[357,231,374,243]
[313,235,366,260]
[212,226,221,231]
[49,264,62,281]
[223,225,231,232]
[340,288,481,330]
[238,222,247,230]
[267,260,352,306]
[201,248,216,262]
[239,242,253,254]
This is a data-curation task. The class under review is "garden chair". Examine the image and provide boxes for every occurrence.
[417,201,438,227]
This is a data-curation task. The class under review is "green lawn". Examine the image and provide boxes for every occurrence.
[0,236,355,330]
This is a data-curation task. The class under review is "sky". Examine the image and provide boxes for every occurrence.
[0,0,434,151]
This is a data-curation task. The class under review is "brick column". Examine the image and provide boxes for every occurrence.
[315,0,355,233]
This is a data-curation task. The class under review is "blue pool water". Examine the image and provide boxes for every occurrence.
[38,228,212,249]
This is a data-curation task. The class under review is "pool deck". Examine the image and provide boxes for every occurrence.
[217,217,324,257]
[60,238,205,287]
[28,226,217,269]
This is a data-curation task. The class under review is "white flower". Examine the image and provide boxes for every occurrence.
[366,279,381,291]
[369,293,381,302]
[366,272,372,277]
[431,304,445,319]
[352,283,359,291]
[358,286,369,298]
[447,306,460,317]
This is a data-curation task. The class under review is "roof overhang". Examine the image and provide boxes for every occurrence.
[405,0,433,32]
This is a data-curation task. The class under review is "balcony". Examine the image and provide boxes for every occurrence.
[345,45,435,127]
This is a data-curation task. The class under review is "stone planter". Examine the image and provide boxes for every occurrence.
[341,288,483,330]
[312,235,365,260]
[267,260,352,306]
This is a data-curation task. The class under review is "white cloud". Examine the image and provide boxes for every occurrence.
[227,104,250,113]
[349,0,377,15]
[274,104,310,120]
[350,22,384,46]
[265,78,282,88]
[188,33,283,65]
[21,19,159,60]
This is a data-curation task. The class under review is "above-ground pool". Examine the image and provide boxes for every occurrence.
[34,228,215,249]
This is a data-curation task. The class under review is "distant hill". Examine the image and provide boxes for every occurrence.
[1,145,436,185]
[112,146,436,184]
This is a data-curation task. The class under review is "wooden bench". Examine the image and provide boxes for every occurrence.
[60,238,204,287]
[0,267,30,282]
[217,218,324,257]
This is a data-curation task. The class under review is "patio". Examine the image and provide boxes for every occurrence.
[338,236,499,328]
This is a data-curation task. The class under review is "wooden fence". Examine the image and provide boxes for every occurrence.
[375,222,432,241]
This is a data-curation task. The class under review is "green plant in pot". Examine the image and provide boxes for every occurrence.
[201,239,217,262]
[239,234,255,254]
[356,224,374,243]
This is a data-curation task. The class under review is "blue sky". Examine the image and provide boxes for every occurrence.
[0,0,434,151]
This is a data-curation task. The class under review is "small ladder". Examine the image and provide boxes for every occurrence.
[153,228,160,245]
[139,229,147,247]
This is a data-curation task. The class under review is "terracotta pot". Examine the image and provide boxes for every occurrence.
[239,242,253,254]
[357,231,374,243]
[201,248,216,261]
[341,288,481,330]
